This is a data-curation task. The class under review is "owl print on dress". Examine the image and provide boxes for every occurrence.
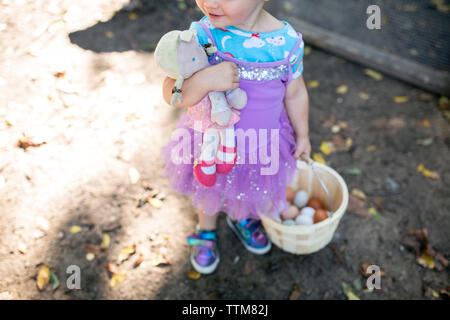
[266,35,286,47]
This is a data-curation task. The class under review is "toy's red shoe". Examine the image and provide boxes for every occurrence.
[193,158,217,187]
[215,144,237,174]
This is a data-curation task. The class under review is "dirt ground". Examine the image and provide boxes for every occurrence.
[0,0,448,300]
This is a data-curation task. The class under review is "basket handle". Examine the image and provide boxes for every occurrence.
[298,153,335,216]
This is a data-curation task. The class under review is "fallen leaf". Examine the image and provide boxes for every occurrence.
[372,117,406,135]
[360,263,386,277]
[417,163,440,179]
[86,253,95,261]
[351,188,367,200]
[438,96,449,111]
[320,115,336,128]
[401,229,447,271]
[69,225,83,234]
[129,167,140,184]
[336,85,348,95]
[409,48,419,56]
[36,217,50,232]
[331,135,346,151]
[306,80,319,88]
[440,288,450,299]
[364,69,383,81]
[118,245,136,263]
[37,265,50,291]
[345,138,353,150]
[187,270,201,280]
[49,270,59,290]
[394,96,408,103]
[84,244,101,255]
[105,31,114,39]
[368,207,381,220]
[342,282,360,300]
[151,252,171,267]
[53,71,66,78]
[331,125,340,133]
[304,46,311,56]
[419,93,433,101]
[346,168,362,175]
[288,284,302,300]
[417,253,435,269]
[421,119,431,127]
[312,153,326,164]
[148,197,163,209]
[100,233,111,250]
[18,242,27,254]
[416,138,433,146]
[128,12,138,20]
[16,134,46,150]
[107,263,127,287]
[366,145,377,152]
[359,92,370,100]
[243,261,252,275]
[110,272,127,287]
[320,141,335,155]
[348,195,371,218]
[133,253,145,268]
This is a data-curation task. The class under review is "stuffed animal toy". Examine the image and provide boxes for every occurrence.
[155,29,247,187]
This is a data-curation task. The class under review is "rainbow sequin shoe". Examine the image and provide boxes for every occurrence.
[226,216,271,255]
[187,226,220,274]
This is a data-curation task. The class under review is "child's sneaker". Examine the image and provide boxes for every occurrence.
[187,226,220,274]
[226,216,271,255]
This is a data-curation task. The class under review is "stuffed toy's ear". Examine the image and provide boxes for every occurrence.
[179,30,197,43]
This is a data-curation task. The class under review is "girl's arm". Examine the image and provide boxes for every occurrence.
[284,75,312,157]
[162,62,240,108]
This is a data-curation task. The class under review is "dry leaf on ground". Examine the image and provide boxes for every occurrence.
[288,284,302,300]
[118,245,136,263]
[417,164,440,179]
[37,265,50,291]
[187,270,201,280]
[401,229,448,271]
[348,195,372,219]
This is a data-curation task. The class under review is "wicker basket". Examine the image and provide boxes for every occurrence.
[260,156,349,255]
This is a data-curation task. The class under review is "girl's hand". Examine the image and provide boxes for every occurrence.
[293,135,311,159]
[200,62,240,92]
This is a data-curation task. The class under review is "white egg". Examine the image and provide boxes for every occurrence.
[282,219,296,226]
[294,190,309,208]
[300,206,316,218]
[295,214,314,225]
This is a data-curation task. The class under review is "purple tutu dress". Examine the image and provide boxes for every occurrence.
[160,21,303,222]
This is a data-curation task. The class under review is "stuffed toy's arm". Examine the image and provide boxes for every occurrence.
[225,88,247,110]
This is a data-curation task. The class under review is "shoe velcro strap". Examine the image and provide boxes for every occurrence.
[187,237,214,248]
[245,220,262,234]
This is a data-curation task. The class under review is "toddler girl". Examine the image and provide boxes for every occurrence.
[160,0,311,274]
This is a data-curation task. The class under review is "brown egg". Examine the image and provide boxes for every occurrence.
[286,187,295,202]
[307,197,323,210]
[281,205,300,220]
[313,209,329,224]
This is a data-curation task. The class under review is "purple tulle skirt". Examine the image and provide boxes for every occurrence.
[160,108,298,222]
